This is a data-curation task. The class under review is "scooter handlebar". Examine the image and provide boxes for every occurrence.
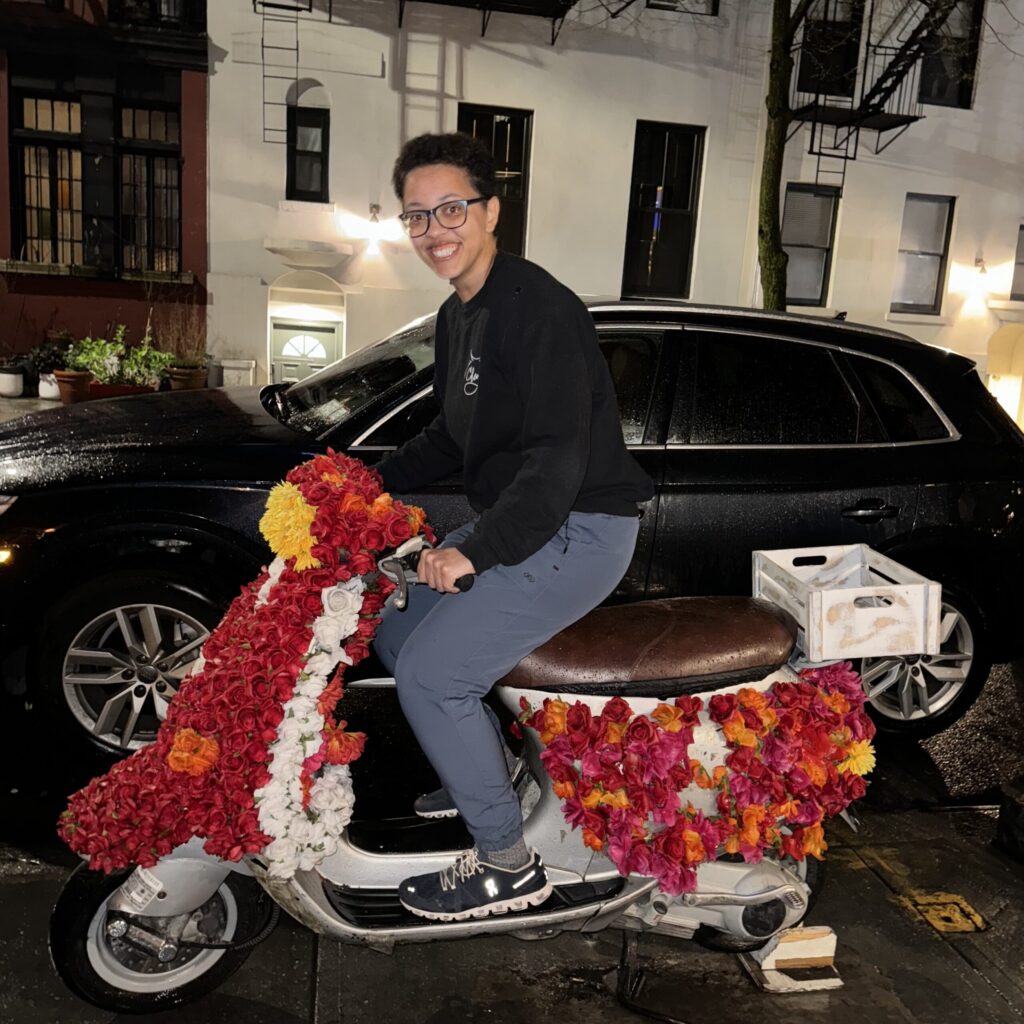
[378,538,475,610]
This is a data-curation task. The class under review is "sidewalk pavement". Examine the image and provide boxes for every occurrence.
[1,798,1020,1024]
[0,396,55,424]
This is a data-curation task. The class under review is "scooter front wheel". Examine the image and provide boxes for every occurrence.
[49,862,274,1014]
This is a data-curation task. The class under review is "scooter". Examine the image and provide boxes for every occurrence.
[49,539,846,1019]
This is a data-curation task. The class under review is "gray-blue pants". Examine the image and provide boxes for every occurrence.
[374,512,639,852]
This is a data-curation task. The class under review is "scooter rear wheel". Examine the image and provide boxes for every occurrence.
[49,862,274,1014]
[693,855,825,954]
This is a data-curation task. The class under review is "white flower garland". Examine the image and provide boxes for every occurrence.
[251,559,365,878]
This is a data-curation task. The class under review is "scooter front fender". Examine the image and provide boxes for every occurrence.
[105,837,252,918]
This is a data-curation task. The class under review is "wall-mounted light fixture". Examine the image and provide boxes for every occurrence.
[337,203,405,256]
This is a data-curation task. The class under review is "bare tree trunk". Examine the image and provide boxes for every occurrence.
[758,0,801,311]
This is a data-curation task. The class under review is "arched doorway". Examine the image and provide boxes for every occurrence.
[267,270,346,384]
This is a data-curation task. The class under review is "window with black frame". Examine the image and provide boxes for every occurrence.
[287,107,330,204]
[457,103,532,257]
[919,0,984,109]
[891,194,955,315]
[13,96,84,265]
[119,106,182,273]
[621,121,705,300]
[782,183,840,306]
[1011,226,1024,302]
[796,1,864,98]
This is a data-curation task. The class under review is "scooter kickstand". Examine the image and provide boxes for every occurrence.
[615,931,691,1024]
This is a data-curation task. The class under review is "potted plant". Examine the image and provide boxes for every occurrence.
[30,339,68,401]
[154,302,209,391]
[0,344,25,399]
[55,340,94,404]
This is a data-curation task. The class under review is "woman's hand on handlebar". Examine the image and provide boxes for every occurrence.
[417,547,476,594]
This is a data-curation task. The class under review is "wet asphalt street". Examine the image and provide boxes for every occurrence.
[0,664,1022,1024]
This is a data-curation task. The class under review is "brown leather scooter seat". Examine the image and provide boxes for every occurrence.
[498,597,798,699]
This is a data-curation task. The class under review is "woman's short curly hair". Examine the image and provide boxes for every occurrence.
[392,132,497,202]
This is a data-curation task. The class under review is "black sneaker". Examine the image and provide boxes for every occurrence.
[413,787,459,820]
[398,849,552,922]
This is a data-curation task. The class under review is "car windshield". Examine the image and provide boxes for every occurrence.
[277,316,436,435]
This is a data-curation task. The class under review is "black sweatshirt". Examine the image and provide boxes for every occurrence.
[377,253,654,573]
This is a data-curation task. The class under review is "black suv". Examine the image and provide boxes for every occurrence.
[1,303,1021,760]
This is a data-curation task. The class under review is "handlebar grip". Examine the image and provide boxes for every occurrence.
[454,574,475,592]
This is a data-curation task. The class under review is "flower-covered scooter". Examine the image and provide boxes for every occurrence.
[50,452,895,1018]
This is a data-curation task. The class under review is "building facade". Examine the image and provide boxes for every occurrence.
[205,1,1024,399]
[0,0,208,357]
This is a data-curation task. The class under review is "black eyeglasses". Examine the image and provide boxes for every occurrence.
[398,197,490,238]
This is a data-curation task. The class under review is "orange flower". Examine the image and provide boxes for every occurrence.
[823,691,851,714]
[773,799,800,821]
[740,805,765,847]
[339,492,367,515]
[582,828,605,852]
[802,824,828,859]
[737,689,778,730]
[598,788,631,810]
[737,688,769,712]
[407,505,427,532]
[369,493,393,517]
[604,720,627,745]
[723,833,741,855]
[581,788,603,809]
[167,728,220,776]
[322,723,367,765]
[651,703,686,733]
[682,828,706,865]
[553,780,576,800]
[799,758,828,787]
[540,699,569,744]
[722,712,758,748]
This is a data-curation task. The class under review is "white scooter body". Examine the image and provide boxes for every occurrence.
[106,663,815,954]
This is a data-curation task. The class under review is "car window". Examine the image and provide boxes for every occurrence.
[279,318,435,435]
[358,390,440,448]
[357,328,662,449]
[845,354,950,442]
[598,330,662,444]
[684,332,877,445]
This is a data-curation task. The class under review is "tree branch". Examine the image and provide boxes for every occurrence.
[786,0,817,44]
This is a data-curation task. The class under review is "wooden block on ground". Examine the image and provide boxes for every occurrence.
[740,926,843,993]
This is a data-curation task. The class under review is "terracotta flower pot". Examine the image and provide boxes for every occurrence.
[167,366,209,391]
[88,382,156,400]
[54,369,92,405]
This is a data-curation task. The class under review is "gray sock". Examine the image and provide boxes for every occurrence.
[481,837,531,871]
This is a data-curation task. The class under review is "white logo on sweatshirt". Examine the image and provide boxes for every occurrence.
[464,352,481,396]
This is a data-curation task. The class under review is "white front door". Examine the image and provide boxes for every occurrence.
[270,321,341,383]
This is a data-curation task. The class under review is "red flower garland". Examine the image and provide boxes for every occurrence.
[59,451,432,873]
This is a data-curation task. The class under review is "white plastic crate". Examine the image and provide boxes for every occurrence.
[752,544,941,662]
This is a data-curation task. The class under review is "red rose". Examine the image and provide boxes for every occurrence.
[601,697,633,723]
[673,694,703,726]
[708,693,738,724]
[625,716,659,746]
[383,515,413,545]
[349,551,376,575]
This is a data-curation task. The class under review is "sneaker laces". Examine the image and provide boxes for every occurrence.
[439,849,484,892]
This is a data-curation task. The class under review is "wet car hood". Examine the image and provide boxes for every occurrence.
[0,387,306,493]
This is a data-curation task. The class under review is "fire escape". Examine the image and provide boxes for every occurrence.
[789,0,959,189]
[251,0,580,145]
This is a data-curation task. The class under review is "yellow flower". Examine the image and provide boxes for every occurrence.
[259,482,321,570]
[839,739,876,776]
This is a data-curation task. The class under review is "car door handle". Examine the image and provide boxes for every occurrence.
[842,502,900,520]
